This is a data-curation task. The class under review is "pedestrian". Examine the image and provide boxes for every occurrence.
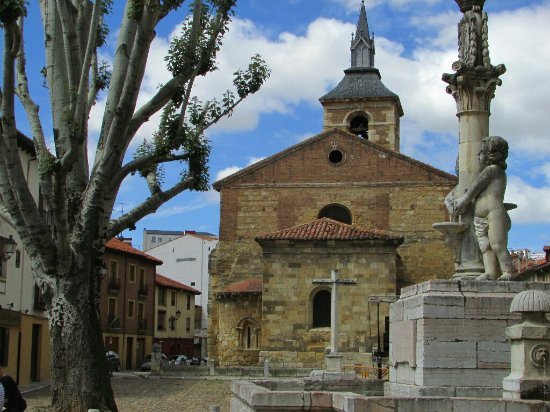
[0,364,26,411]
[0,380,5,408]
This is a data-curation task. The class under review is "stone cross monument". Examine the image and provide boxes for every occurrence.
[434,0,509,279]
[313,269,357,371]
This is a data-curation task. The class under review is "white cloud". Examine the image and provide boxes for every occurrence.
[333,0,442,12]
[506,176,550,224]
[214,156,265,182]
[215,166,242,181]
[155,189,219,217]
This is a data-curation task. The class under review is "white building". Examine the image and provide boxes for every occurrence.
[142,229,185,251]
[144,231,218,330]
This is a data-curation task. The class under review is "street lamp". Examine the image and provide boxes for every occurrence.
[0,235,17,261]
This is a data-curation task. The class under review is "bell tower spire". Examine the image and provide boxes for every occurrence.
[319,0,403,152]
[351,0,375,68]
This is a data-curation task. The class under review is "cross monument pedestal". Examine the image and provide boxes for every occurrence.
[312,269,357,373]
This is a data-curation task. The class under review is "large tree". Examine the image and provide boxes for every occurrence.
[0,0,269,410]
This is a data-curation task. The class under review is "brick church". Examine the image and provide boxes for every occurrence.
[208,2,457,367]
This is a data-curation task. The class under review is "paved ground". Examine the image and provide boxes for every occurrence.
[24,374,232,412]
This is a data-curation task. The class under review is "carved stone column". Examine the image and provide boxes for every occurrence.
[441,0,506,278]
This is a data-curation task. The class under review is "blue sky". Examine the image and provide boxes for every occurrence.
[8,0,550,253]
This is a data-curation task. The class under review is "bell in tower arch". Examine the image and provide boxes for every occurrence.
[349,113,369,139]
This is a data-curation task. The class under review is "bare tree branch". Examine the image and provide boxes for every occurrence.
[93,2,137,169]
[56,0,80,103]
[1,22,54,264]
[106,176,195,239]
[74,0,100,128]
[110,153,190,189]
[14,17,56,209]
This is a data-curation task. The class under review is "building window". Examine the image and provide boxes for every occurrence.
[318,204,352,225]
[138,268,146,292]
[186,317,191,332]
[312,290,331,328]
[158,237,162,243]
[151,237,156,243]
[158,311,166,330]
[190,282,195,286]
[128,300,135,318]
[33,284,46,311]
[237,318,259,349]
[171,291,176,306]
[128,265,136,283]
[0,257,5,279]
[158,287,166,306]
[109,260,118,280]
[137,302,145,329]
[176,257,196,262]
[186,295,191,310]
[15,250,21,268]
[107,298,119,328]
[0,327,8,366]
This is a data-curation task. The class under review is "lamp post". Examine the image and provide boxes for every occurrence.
[0,235,17,261]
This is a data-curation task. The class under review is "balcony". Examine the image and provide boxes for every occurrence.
[137,318,148,334]
[108,278,120,294]
[107,315,120,331]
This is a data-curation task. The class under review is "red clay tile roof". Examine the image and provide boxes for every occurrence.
[156,274,201,294]
[255,218,403,242]
[106,238,163,264]
[217,277,263,295]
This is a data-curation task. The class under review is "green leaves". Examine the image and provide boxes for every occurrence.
[95,60,112,91]
[234,54,271,98]
[0,0,25,25]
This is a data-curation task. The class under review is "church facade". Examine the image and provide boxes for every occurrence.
[208,2,457,367]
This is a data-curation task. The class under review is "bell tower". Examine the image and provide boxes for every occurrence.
[319,0,403,152]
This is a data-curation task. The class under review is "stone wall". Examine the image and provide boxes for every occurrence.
[321,99,401,151]
[209,129,457,366]
[217,183,453,286]
[257,240,398,368]
[231,380,550,412]
[210,291,262,366]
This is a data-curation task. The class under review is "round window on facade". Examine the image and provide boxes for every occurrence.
[328,149,344,164]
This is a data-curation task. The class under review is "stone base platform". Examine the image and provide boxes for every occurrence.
[385,279,550,398]
[231,380,550,411]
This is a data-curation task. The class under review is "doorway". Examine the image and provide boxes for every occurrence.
[126,337,133,370]
[30,324,41,382]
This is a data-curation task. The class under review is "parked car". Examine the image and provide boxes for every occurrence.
[169,354,190,366]
[106,351,120,372]
[140,353,168,371]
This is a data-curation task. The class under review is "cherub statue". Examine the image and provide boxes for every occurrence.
[446,136,513,281]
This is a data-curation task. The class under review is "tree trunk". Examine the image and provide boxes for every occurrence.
[48,268,117,412]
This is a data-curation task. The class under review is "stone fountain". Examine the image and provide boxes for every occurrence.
[433,0,508,279]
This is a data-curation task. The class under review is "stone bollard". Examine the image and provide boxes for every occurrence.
[150,342,162,375]
[209,358,215,376]
[503,290,550,400]
[263,358,270,377]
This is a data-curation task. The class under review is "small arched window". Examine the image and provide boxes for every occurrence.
[348,114,369,139]
[312,290,331,328]
[318,204,352,225]
[237,318,259,349]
